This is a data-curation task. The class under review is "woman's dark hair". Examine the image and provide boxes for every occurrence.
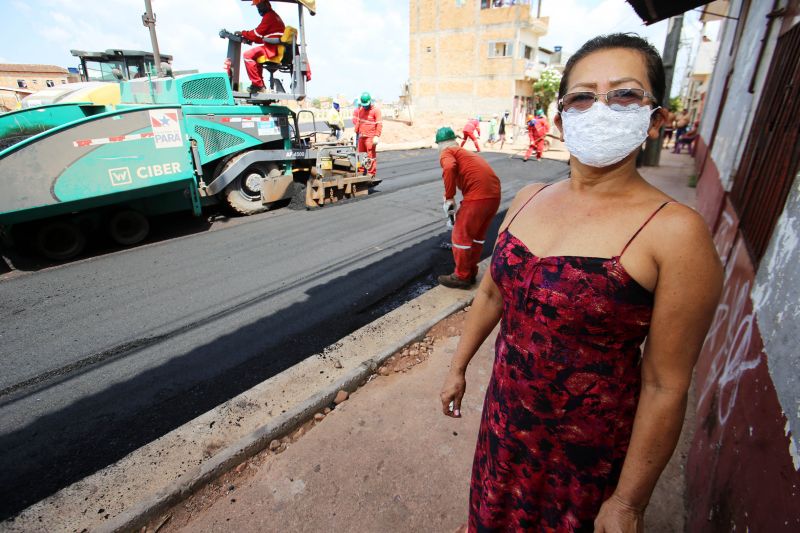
[558,33,666,107]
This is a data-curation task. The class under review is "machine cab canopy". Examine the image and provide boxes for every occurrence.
[70,49,174,82]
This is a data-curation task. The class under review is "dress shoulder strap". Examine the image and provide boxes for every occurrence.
[619,201,673,258]
[506,183,553,229]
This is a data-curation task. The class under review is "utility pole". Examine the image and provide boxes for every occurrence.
[641,14,683,167]
[142,0,163,77]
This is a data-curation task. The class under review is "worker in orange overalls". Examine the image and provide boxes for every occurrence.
[241,0,286,93]
[524,109,549,162]
[460,117,481,152]
[435,127,501,289]
[354,92,382,176]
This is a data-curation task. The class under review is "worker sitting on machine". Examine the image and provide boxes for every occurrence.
[241,0,286,93]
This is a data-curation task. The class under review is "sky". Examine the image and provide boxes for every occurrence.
[0,0,701,101]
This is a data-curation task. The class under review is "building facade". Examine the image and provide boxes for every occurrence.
[408,0,548,123]
[679,2,728,124]
[689,0,800,529]
[0,64,71,111]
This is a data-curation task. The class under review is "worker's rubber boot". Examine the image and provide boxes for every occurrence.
[437,273,474,289]
[247,84,266,94]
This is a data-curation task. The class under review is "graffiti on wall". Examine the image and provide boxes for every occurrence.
[699,239,763,430]
[690,235,800,531]
[713,199,738,265]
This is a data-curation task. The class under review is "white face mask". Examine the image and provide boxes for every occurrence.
[561,102,659,168]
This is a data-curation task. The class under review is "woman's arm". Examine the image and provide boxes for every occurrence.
[595,207,723,531]
[440,273,504,418]
[440,183,546,418]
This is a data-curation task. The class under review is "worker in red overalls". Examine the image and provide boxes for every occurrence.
[460,117,481,152]
[435,127,501,289]
[524,109,549,162]
[354,92,382,177]
[241,0,286,93]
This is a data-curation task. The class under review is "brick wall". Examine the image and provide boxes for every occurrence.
[409,0,546,115]
[0,72,69,91]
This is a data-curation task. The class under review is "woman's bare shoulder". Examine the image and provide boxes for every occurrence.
[512,182,550,204]
[650,203,718,263]
[498,183,550,232]
[648,203,723,317]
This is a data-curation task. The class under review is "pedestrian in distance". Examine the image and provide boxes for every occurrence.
[353,92,382,177]
[435,127,501,289]
[460,117,481,152]
[523,109,549,162]
[673,120,700,155]
[662,109,676,149]
[440,33,723,533]
[485,114,499,147]
[672,109,691,150]
[497,110,509,150]
[240,0,286,94]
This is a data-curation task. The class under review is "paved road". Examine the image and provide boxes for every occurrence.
[0,149,568,518]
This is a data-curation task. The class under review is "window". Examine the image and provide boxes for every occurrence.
[84,60,125,82]
[489,41,513,58]
[522,45,533,60]
[16,79,27,88]
[46,80,55,87]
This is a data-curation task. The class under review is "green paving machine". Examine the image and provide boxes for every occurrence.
[0,0,377,261]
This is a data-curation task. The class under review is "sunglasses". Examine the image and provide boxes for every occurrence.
[558,88,656,112]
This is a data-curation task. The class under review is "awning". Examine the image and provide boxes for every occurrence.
[625,0,715,25]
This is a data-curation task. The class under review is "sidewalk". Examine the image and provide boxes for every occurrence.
[147,151,698,533]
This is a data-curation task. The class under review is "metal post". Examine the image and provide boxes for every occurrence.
[641,14,683,167]
[142,0,163,77]
[295,3,307,100]
[226,37,242,92]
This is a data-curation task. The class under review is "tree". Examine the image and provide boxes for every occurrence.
[668,96,683,113]
[532,68,562,114]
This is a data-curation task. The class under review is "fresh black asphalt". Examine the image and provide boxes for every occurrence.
[0,149,569,519]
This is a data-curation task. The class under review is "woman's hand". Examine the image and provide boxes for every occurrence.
[593,494,644,533]
[440,368,466,418]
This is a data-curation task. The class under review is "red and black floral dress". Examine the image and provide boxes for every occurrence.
[469,184,671,532]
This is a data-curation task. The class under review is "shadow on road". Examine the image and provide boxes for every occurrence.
[1,211,216,274]
[0,209,507,520]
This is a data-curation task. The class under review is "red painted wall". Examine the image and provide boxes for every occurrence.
[688,169,800,531]
[694,136,725,229]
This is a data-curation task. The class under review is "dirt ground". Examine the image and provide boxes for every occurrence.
[379,110,474,145]
[148,309,471,533]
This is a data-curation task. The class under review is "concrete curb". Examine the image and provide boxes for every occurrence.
[102,297,474,533]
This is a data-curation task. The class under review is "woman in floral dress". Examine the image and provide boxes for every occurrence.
[440,34,723,533]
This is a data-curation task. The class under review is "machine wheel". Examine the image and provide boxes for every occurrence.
[220,162,270,216]
[35,220,86,261]
[108,209,150,246]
